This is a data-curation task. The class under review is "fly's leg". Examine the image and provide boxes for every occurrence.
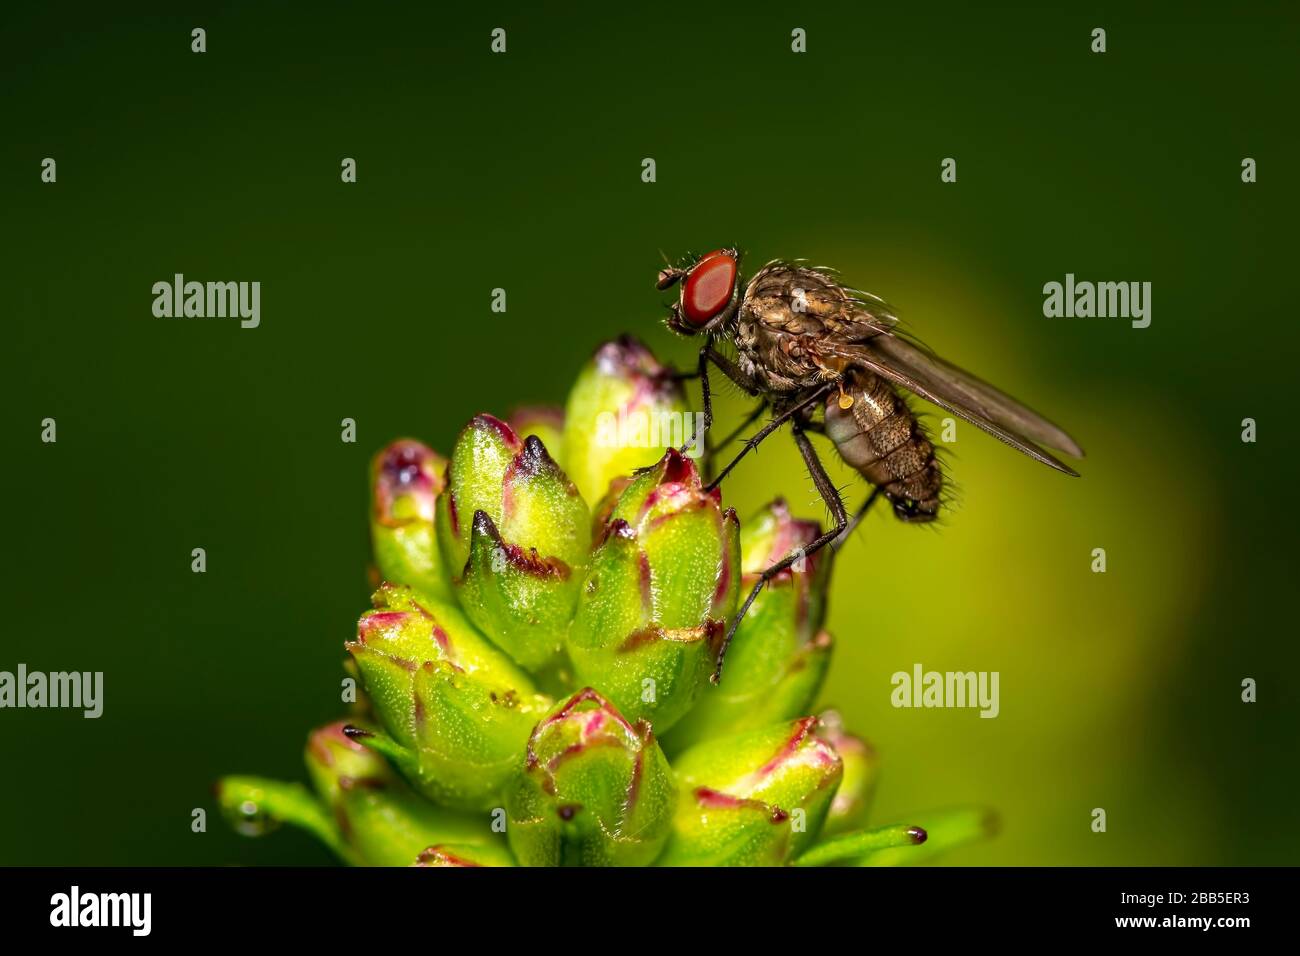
[689,399,770,483]
[672,340,765,479]
[767,407,881,548]
[707,399,769,480]
[703,410,798,492]
[715,401,770,446]
[703,345,761,396]
[713,422,848,682]
[699,344,766,478]
[675,338,766,480]
[832,485,883,551]
[704,383,833,493]
[678,340,714,462]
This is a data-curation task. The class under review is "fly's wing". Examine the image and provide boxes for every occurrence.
[752,263,1084,475]
[871,335,1085,459]
[823,333,1084,476]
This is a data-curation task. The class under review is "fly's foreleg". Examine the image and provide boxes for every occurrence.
[704,345,760,396]
[712,422,848,682]
[673,343,758,395]
[672,340,765,479]
[698,344,764,479]
[675,339,721,471]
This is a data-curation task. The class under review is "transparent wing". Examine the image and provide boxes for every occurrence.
[826,334,1084,477]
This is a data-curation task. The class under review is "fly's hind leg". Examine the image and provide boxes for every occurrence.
[833,486,884,550]
[713,421,848,682]
[780,417,883,549]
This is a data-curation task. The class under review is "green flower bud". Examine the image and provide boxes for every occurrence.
[217,721,512,867]
[435,414,591,670]
[658,717,842,866]
[815,711,880,835]
[345,585,551,809]
[666,499,833,750]
[370,439,452,602]
[562,336,690,505]
[411,844,513,867]
[741,497,832,639]
[567,449,740,731]
[508,406,566,469]
[305,722,512,867]
[505,689,675,867]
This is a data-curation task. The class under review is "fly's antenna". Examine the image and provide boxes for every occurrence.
[657,248,699,291]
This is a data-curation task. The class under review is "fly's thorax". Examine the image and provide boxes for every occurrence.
[732,309,832,396]
[734,262,887,395]
[824,370,942,522]
[745,262,851,326]
[729,327,794,395]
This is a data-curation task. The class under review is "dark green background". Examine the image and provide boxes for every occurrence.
[2,2,1296,865]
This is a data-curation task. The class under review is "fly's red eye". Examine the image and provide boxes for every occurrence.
[682,250,737,327]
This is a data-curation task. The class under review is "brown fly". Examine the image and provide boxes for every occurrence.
[656,248,1085,679]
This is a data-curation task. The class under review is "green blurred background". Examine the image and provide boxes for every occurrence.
[2,2,1296,865]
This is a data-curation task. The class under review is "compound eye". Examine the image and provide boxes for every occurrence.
[681,250,737,327]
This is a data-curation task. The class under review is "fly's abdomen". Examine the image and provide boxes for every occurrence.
[823,370,942,522]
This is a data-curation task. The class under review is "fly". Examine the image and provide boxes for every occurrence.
[656,248,1085,679]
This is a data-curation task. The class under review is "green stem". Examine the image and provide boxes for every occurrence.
[860,807,1000,866]
[793,823,927,867]
[217,776,355,864]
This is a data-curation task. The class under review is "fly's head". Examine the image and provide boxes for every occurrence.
[657,248,742,337]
